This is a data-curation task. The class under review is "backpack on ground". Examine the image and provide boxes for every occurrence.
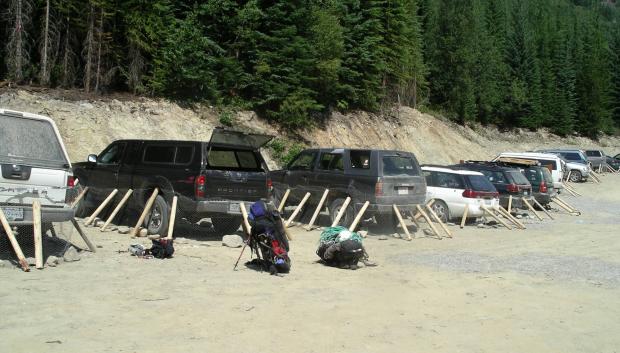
[248,201,291,274]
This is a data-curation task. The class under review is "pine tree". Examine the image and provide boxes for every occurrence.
[5,0,34,82]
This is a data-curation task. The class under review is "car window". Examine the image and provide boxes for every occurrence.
[423,171,434,186]
[382,156,419,176]
[467,175,496,192]
[289,152,317,171]
[350,150,371,169]
[561,152,583,161]
[480,170,508,184]
[541,168,554,184]
[536,159,557,171]
[523,168,541,185]
[143,145,175,164]
[0,114,68,168]
[586,151,600,157]
[99,143,127,165]
[207,148,262,171]
[435,172,464,189]
[318,153,344,171]
[175,146,194,164]
[509,170,530,185]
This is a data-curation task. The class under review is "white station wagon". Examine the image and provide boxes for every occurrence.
[422,166,499,222]
[0,109,75,226]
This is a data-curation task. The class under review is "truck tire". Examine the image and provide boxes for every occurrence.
[329,198,354,228]
[211,216,242,235]
[569,170,582,183]
[144,195,169,236]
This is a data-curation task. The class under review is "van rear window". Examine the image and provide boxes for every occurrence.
[208,148,262,171]
[0,114,67,168]
[382,156,419,176]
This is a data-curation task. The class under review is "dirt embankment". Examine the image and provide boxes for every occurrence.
[1,89,619,167]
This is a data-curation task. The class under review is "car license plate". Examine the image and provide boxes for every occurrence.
[1,207,24,221]
[523,190,529,196]
[484,199,492,205]
[398,187,409,195]
[228,203,240,213]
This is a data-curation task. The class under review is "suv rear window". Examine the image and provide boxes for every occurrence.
[508,170,530,185]
[382,156,419,176]
[467,175,496,192]
[207,148,262,171]
[523,168,542,185]
[0,114,68,168]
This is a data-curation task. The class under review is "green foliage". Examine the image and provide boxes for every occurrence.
[218,110,234,127]
[267,138,306,166]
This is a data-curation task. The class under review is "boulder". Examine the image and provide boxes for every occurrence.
[117,226,131,234]
[46,256,60,267]
[222,234,244,248]
[139,228,149,237]
[63,246,81,262]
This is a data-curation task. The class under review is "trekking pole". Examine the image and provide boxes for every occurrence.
[233,240,249,271]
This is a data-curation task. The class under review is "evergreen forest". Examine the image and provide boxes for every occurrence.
[1,0,619,137]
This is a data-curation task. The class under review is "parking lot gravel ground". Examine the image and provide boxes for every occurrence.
[1,174,619,353]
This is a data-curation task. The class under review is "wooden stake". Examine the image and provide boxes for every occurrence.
[285,192,311,228]
[562,185,578,197]
[481,205,512,230]
[305,189,329,231]
[71,218,96,252]
[393,205,412,240]
[130,188,159,238]
[598,164,603,174]
[0,207,29,271]
[415,205,441,238]
[349,201,370,232]
[71,186,89,208]
[531,198,554,220]
[555,196,579,214]
[166,196,178,240]
[563,182,582,196]
[497,206,525,229]
[507,195,513,213]
[100,189,133,231]
[565,170,572,183]
[551,198,575,214]
[414,199,435,221]
[85,189,118,225]
[277,189,290,213]
[331,197,352,227]
[522,198,543,221]
[239,202,252,236]
[426,204,452,238]
[460,204,469,229]
[32,200,43,269]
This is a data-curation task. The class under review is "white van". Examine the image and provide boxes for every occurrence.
[422,166,499,222]
[0,109,75,225]
[492,152,564,190]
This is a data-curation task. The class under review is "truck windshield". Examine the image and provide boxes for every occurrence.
[0,114,68,168]
[382,156,419,176]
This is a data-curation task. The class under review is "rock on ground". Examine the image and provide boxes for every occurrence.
[46,256,60,267]
[222,234,244,248]
[63,247,81,262]
[117,227,131,234]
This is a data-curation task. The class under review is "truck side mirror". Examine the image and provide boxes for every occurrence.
[88,154,97,163]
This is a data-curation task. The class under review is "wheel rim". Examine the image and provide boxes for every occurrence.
[149,204,162,230]
[569,172,581,182]
[432,203,447,222]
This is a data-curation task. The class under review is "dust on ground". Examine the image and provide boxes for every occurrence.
[1,174,620,353]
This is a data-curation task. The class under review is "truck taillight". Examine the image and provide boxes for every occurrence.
[375,181,383,196]
[266,178,273,190]
[195,175,206,198]
[67,176,75,188]
[539,181,547,193]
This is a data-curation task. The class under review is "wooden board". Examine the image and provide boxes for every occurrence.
[32,200,43,269]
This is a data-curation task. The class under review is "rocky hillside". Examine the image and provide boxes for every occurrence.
[1,89,619,168]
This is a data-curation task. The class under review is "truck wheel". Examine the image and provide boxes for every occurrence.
[211,216,242,235]
[569,170,582,183]
[144,195,169,236]
[329,198,354,227]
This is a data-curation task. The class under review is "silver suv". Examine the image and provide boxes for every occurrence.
[536,149,590,182]
[0,109,75,225]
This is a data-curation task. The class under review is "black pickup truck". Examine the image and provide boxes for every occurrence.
[270,148,427,231]
[73,128,273,235]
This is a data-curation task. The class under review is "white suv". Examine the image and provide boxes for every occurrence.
[0,109,75,225]
[422,166,499,222]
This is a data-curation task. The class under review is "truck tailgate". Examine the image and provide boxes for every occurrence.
[202,170,268,200]
[0,165,68,206]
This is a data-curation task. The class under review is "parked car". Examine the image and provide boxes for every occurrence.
[0,109,75,227]
[606,155,620,171]
[584,149,606,169]
[492,152,564,190]
[421,166,499,222]
[536,149,590,182]
[270,148,426,231]
[451,161,533,210]
[493,159,556,206]
[73,128,273,235]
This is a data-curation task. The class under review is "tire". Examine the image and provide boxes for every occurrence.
[329,198,354,227]
[373,213,398,234]
[144,195,169,236]
[569,170,582,183]
[430,200,450,223]
[211,216,242,235]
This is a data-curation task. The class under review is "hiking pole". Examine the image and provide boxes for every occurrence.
[233,240,249,271]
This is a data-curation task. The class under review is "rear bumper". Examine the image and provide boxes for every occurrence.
[0,205,75,225]
[499,195,525,210]
[195,199,268,215]
[533,192,552,205]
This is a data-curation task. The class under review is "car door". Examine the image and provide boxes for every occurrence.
[435,171,465,215]
[90,142,127,199]
[313,150,347,200]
